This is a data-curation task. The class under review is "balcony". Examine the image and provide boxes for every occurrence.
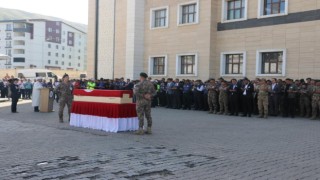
[5,37,12,40]
[5,28,12,31]
[5,45,12,48]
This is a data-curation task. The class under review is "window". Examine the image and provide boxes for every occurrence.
[258,0,288,18]
[62,61,64,65]
[62,39,65,43]
[176,54,198,76]
[48,60,51,64]
[69,55,71,59]
[68,40,72,45]
[221,0,247,22]
[220,52,246,76]
[56,53,59,57]
[56,45,59,49]
[69,62,71,66]
[6,41,12,47]
[56,37,60,42]
[48,52,51,56]
[62,46,65,50]
[56,29,60,34]
[69,33,73,37]
[6,49,11,56]
[256,49,286,76]
[78,63,80,67]
[78,49,81,53]
[13,58,25,63]
[56,22,60,26]
[55,61,58,65]
[48,44,51,48]
[151,7,168,29]
[6,24,12,31]
[178,1,199,25]
[48,28,52,32]
[78,56,81,60]
[6,33,12,39]
[149,56,167,76]
[62,54,65,58]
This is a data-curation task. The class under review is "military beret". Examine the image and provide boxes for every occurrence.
[140,72,148,78]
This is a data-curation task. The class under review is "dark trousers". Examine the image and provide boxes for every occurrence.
[166,94,173,108]
[229,94,239,115]
[159,92,167,107]
[269,95,279,116]
[288,98,296,118]
[242,95,253,116]
[203,94,209,111]
[20,89,25,99]
[1,88,7,98]
[11,96,18,112]
[25,89,32,99]
[183,93,191,109]
[173,91,181,109]
[194,92,204,110]
[282,97,289,117]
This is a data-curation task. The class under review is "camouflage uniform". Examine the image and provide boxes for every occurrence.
[206,83,218,114]
[134,80,156,129]
[299,85,311,117]
[311,86,320,120]
[257,84,270,118]
[218,86,228,115]
[56,82,73,122]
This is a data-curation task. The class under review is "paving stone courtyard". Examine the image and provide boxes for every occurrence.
[0,100,320,179]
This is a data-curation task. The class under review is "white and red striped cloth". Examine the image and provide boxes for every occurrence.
[70,90,139,133]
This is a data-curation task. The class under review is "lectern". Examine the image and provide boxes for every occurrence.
[39,88,54,113]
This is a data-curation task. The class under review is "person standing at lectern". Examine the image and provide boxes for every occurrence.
[32,78,43,112]
[56,74,74,123]
[133,72,156,135]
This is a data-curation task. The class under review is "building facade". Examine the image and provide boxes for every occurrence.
[87,0,320,80]
[0,19,87,71]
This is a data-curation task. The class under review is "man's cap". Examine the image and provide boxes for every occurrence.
[243,77,249,81]
[140,72,148,78]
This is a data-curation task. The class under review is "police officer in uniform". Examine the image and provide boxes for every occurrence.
[56,74,74,123]
[134,72,156,135]
[10,78,20,113]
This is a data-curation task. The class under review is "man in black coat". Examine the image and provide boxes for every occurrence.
[269,78,281,116]
[241,78,254,117]
[10,78,20,113]
[229,79,240,116]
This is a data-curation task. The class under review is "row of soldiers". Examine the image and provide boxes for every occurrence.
[152,77,320,120]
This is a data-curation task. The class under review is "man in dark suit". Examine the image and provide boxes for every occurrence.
[10,78,20,113]
[229,79,240,116]
[241,78,254,117]
[269,78,281,116]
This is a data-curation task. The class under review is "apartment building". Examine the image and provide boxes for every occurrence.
[0,19,87,71]
[87,0,320,80]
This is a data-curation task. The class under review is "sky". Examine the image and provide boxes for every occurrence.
[0,0,88,24]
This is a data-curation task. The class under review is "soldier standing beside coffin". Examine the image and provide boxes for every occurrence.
[56,74,74,123]
[134,72,156,135]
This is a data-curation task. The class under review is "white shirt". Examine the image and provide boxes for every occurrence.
[243,84,248,95]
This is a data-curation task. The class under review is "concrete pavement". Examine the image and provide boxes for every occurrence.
[0,100,320,179]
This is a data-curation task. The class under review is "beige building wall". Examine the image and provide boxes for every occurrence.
[144,0,214,81]
[88,0,320,80]
[215,0,320,80]
[86,0,96,79]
